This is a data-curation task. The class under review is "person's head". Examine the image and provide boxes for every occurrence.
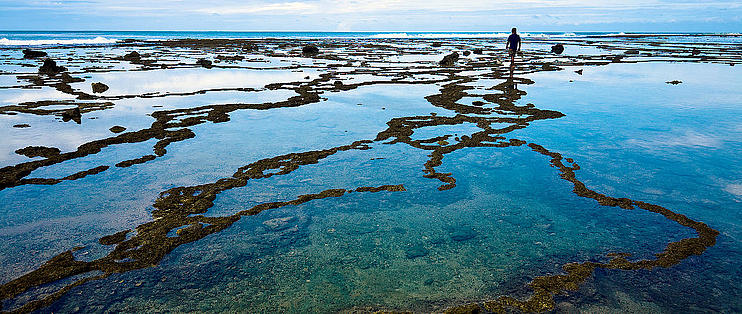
[511,27,517,34]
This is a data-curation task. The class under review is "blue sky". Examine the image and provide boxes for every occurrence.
[1,0,740,32]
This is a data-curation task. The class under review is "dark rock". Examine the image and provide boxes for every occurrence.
[110,126,126,133]
[302,45,320,56]
[463,50,471,56]
[666,80,682,85]
[91,82,109,93]
[122,51,141,62]
[551,44,565,54]
[23,49,47,59]
[450,227,476,241]
[439,52,460,67]
[431,42,442,47]
[333,80,343,88]
[15,146,61,158]
[13,124,30,128]
[611,55,623,63]
[624,49,640,55]
[472,101,485,106]
[575,69,584,75]
[691,48,700,55]
[196,59,213,68]
[62,107,82,124]
[38,59,67,76]
[405,245,429,259]
[473,48,483,54]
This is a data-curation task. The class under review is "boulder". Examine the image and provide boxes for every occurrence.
[62,107,82,124]
[302,45,320,56]
[431,42,442,47]
[575,69,583,75]
[463,50,471,56]
[473,48,483,54]
[551,44,565,54]
[23,49,47,59]
[91,82,109,93]
[38,59,67,76]
[439,52,460,67]
[666,80,682,85]
[196,58,213,68]
[122,51,142,62]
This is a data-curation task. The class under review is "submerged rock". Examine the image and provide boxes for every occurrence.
[450,227,476,241]
[551,44,565,54]
[109,126,126,133]
[61,107,82,124]
[23,49,47,59]
[38,59,67,76]
[439,52,460,67]
[263,216,296,231]
[405,245,429,259]
[196,58,213,68]
[91,82,109,93]
[302,45,320,56]
[15,146,61,158]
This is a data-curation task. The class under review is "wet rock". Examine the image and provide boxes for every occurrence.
[575,69,584,75]
[109,126,126,133]
[431,42,442,47]
[439,52,459,67]
[215,55,244,61]
[666,80,682,85]
[450,227,476,241]
[472,101,485,106]
[263,216,296,231]
[473,48,483,54]
[91,82,109,93]
[691,48,701,55]
[333,80,343,88]
[38,59,67,76]
[405,244,429,259]
[196,58,213,68]
[15,146,61,158]
[551,44,565,54]
[62,107,82,124]
[23,49,47,59]
[624,49,640,55]
[463,50,471,56]
[122,51,142,62]
[302,45,320,56]
[13,124,30,128]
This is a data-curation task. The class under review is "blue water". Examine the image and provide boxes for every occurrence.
[0,32,740,312]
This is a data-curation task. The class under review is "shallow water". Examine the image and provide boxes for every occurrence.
[0,36,740,313]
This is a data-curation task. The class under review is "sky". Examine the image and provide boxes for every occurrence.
[0,0,740,32]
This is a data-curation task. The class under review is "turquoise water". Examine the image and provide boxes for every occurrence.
[0,34,741,312]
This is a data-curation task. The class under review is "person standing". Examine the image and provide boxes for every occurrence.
[506,27,521,64]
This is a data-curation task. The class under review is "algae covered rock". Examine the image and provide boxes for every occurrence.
[439,52,460,67]
[551,44,565,54]
[38,59,67,76]
[91,82,109,93]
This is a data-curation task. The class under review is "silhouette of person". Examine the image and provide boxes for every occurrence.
[506,27,521,65]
